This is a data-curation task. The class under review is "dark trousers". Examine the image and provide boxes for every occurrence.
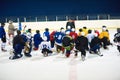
[1,37,6,43]
[101,37,108,48]
[75,46,86,56]
[117,46,120,52]
[13,44,23,56]
[50,40,55,48]
[90,44,100,53]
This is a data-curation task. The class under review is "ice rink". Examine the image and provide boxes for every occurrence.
[0,29,120,80]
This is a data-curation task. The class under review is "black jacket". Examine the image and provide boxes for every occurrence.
[66,21,75,29]
[90,37,101,48]
[13,34,25,48]
[75,36,88,50]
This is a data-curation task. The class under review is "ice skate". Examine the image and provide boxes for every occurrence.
[81,55,85,61]
[24,52,32,57]
[74,51,78,58]
[43,51,48,57]
[1,48,7,52]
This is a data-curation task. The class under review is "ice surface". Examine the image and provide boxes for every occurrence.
[0,29,120,80]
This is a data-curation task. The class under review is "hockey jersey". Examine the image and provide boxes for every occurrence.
[0,26,6,38]
[54,32,65,46]
[43,31,50,41]
[40,41,51,50]
[114,32,120,42]
[62,36,73,47]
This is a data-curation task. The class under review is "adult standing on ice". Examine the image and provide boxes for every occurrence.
[8,20,17,45]
[66,19,75,29]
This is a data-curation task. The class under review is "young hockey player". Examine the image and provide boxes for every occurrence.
[113,28,120,53]
[0,23,7,52]
[78,28,83,36]
[86,29,94,49]
[9,30,25,60]
[50,30,57,48]
[62,31,74,57]
[24,29,32,57]
[82,26,88,36]
[40,36,52,57]
[74,32,88,61]
[65,26,72,33]
[99,27,110,49]
[54,27,65,53]
[89,33,103,56]
[94,30,100,36]
[69,28,78,41]
[33,30,43,50]
[43,28,50,41]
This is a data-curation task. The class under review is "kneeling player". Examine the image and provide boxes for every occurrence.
[9,30,25,60]
[62,31,74,57]
[40,37,53,57]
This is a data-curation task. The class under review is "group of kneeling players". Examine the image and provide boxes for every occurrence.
[0,22,120,61]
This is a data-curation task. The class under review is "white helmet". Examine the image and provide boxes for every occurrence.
[71,28,75,32]
[102,27,106,31]
[94,33,98,37]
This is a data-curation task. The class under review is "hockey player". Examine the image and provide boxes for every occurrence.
[62,31,74,57]
[24,29,32,57]
[94,30,100,36]
[113,28,120,53]
[54,27,65,53]
[40,36,52,57]
[82,26,88,36]
[74,32,88,61]
[9,30,25,60]
[78,28,83,36]
[99,27,110,49]
[50,30,57,48]
[69,28,78,41]
[33,30,43,50]
[43,28,50,41]
[89,33,103,56]
[86,29,94,46]
[65,26,72,33]
[0,23,7,52]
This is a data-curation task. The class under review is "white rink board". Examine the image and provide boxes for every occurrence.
[4,20,120,32]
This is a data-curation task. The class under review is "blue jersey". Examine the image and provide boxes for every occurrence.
[34,33,42,46]
[0,26,6,38]
[43,31,50,41]
[55,32,65,46]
